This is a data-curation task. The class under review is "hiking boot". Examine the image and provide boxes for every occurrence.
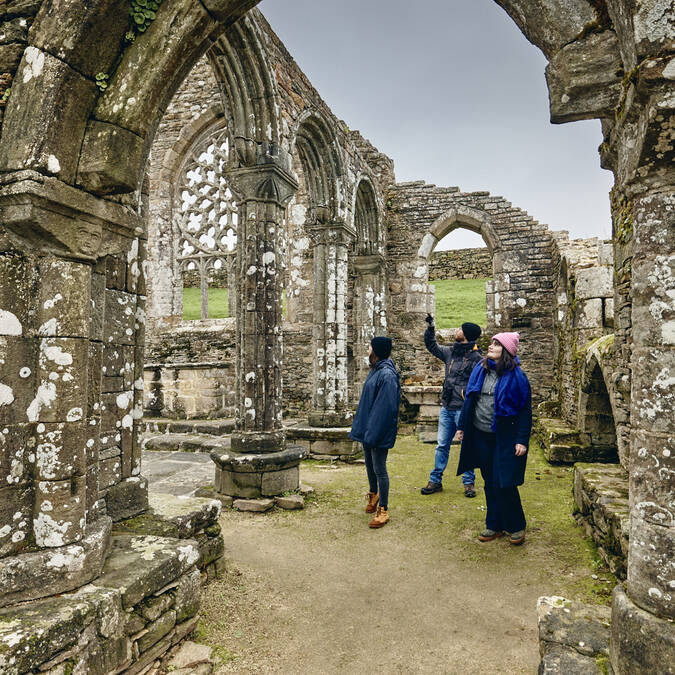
[365,491,379,514]
[421,481,443,495]
[478,529,504,542]
[464,484,477,498]
[509,530,525,545]
[369,506,389,528]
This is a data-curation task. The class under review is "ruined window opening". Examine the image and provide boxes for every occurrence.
[176,125,237,320]
[429,227,492,330]
[580,363,618,461]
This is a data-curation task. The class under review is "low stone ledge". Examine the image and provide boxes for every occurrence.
[534,417,617,464]
[0,517,112,609]
[537,596,611,674]
[141,417,235,435]
[143,433,231,454]
[574,463,629,579]
[210,445,305,473]
[105,476,149,522]
[0,531,205,675]
[286,422,361,460]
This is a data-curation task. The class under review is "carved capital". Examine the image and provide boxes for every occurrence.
[0,171,142,261]
[226,143,298,207]
[307,220,356,246]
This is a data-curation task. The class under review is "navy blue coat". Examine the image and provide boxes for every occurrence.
[349,358,401,449]
[456,368,532,487]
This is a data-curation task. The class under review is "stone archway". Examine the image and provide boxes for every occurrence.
[0,1,671,672]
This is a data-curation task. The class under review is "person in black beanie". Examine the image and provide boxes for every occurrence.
[421,316,483,497]
[349,336,401,528]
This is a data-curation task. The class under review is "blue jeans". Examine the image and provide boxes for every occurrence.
[429,407,475,486]
[363,445,390,509]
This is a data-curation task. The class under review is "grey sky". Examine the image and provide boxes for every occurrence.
[258,0,614,250]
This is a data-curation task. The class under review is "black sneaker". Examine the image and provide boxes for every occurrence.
[464,484,477,498]
[421,481,443,495]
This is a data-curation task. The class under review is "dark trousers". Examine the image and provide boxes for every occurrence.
[363,445,389,509]
[474,428,526,533]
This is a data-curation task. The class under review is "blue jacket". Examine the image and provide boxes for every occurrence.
[456,362,532,487]
[349,358,401,449]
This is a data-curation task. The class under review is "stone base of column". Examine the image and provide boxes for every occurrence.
[307,410,354,428]
[0,517,112,609]
[610,585,675,673]
[286,422,362,462]
[231,429,286,454]
[210,446,305,498]
[402,386,443,443]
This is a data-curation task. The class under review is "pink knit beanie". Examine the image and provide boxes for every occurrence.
[492,332,520,356]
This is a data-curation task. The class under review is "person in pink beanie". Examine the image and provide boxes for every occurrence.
[455,332,532,545]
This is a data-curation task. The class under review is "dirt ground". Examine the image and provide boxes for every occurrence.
[197,436,614,674]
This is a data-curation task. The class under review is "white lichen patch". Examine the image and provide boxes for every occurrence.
[43,344,73,366]
[43,293,63,310]
[0,383,14,407]
[22,46,45,83]
[47,155,61,174]
[27,382,57,421]
[178,544,199,566]
[45,546,86,570]
[33,512,72,547]
[0,310,22,336]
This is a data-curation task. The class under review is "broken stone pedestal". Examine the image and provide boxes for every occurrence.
[534,417,618,464]
[286,420,361,461]
[210,444,305,498]
[402,386,442,443]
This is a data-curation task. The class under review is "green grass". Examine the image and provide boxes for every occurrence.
[182,287,288,320]
[182,287,230,320]
[430,278,489,329]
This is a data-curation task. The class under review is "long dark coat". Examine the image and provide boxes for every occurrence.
[456,377,532,488]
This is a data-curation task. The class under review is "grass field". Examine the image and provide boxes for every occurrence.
[183,287,230,320]
[183,279,488,326]
[430,278,489,329]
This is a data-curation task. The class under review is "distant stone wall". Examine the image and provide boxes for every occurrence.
[428,248,492,280]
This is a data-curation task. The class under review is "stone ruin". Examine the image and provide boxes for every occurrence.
[0,1,672,673]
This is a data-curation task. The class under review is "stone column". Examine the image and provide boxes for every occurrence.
[353,253,387,394]
[211,147,305,497]
[0,173,149,607]
[307,222,355,427]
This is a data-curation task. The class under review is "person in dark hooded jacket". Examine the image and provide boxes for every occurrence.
[421,316,483,497]
[349,336,401,529]
[456,332,532,545]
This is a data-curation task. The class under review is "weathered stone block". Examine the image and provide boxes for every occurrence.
[217,469,261,498]
[34,421,87,481]
[87,634,132,675]
[36,258,91,338]
[575,299,603,328]
[261,466,299,495]
[105,476,148,522]
[631,252,675,347]
[0,335,38,425]
[0,483,33,557]
[233,498,274,512]
[632,347,675,434]
[99,455,122,490]
[174,568,201,623]
[34,475,87,547]
[275,494,304,510]
[610,585,675,673]
[0,423,32,487]
[0,48,98,183]
[29,0,130,78]
[627,516,675,618]
[136,608,176,653]
[104,289,137,345]
[35,337,88,423]
[195,531,224,569]
[575,265,613,300]
[90,272,106,341]
[0,517,112,608]
[147,493,221,538]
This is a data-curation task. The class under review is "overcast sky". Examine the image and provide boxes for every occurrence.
[258,0,614,249]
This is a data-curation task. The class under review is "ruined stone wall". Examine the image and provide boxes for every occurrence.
[385,182,556,401]
[428,247,492,281]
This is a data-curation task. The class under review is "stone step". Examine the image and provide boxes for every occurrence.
[534,417,617,464]
[574,463,629,579]
[537,596,611,674]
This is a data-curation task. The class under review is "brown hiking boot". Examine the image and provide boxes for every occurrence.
[365,492,379,513]
[477,529,504,542]
[369,506,389,528]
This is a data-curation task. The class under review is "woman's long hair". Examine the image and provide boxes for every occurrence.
[482,345,516,377]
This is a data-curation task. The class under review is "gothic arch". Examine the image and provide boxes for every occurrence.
[354,177,382,257]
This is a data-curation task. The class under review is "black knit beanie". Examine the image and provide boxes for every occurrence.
[461,322,482,342]
[371,336,393,360]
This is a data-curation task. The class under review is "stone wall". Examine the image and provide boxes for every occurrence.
[428,247,492,281]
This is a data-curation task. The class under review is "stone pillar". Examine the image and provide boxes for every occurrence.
[353,253,387,394]
[307,222,356,427]
[0,173,151,606]
[211,146,305,497]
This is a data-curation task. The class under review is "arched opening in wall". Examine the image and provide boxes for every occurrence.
[176,124,237,321]
[579,362,618,462]
[429,227,492,331]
